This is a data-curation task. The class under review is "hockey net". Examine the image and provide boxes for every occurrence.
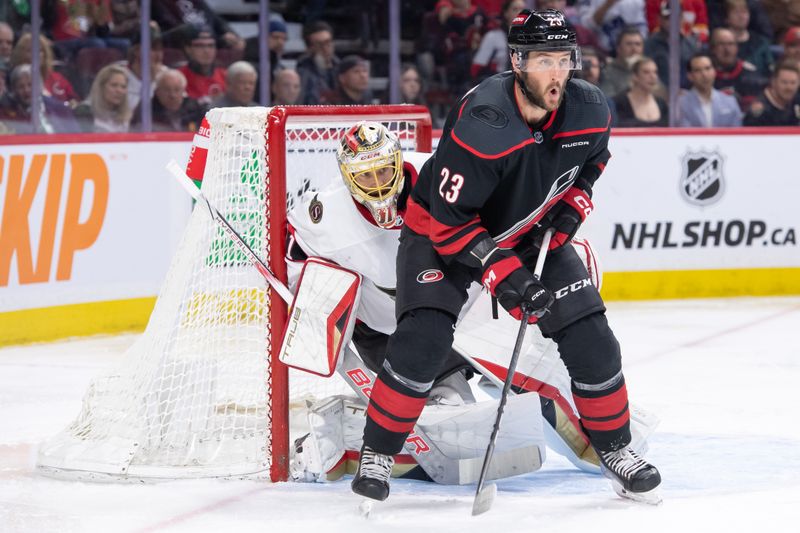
[36,105,432,482]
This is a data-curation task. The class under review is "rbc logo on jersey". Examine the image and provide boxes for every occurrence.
[417,269,444,283]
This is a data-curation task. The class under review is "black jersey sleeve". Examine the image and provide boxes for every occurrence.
[577,125,611,192]
[424,141,501,263]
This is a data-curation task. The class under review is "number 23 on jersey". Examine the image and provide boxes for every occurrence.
[438,167,464,203]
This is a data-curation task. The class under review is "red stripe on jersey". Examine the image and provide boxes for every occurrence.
[553,113,611,139]
[452,130,539,160]
[370,378,428,420]
[404,196,431,235]
[542,110,557,131]
[580,410,631,432]
[572,383,629,419]
[366,403,417,434]
[433,226,484,257]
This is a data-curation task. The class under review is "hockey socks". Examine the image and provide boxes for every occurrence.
[571,371,632,451]
[363,369,429,455]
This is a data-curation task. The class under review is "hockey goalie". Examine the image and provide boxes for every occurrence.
[271,121,659,485]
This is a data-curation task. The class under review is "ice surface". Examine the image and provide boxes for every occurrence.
[2,297,799,533]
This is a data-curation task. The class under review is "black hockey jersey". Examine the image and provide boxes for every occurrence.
[405,72,611,262]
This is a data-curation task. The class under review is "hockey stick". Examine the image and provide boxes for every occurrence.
[167,160,294,304]
[472,228,554,516]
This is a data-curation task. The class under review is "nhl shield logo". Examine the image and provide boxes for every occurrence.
[680,150,725,206]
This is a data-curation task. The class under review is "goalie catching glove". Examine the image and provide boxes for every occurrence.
[545,180,594,250]
[470,237,554,323]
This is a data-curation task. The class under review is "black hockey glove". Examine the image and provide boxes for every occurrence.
[547,183,594,249]
[471,237,554,324]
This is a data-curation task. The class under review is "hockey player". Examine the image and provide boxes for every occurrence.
[284,122,650,483]
[352,9,661,504]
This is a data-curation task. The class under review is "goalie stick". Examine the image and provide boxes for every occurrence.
[166,161,539,485]
[472,229,554,516]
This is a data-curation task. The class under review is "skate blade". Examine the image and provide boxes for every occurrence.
[471,483,497,516]
[358,499,374,518]
[610,480,663,505]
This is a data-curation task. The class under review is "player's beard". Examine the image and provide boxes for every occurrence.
[515,71,566,112]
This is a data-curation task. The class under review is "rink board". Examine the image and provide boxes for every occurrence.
[1,128,799,344]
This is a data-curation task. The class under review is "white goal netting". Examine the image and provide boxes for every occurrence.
[36,105,431,482]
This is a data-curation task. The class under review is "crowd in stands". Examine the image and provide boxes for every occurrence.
[1,0,799,135]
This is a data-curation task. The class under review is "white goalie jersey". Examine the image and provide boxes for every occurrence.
[286,151,435,335]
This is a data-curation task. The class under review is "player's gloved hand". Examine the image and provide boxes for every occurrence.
[480,248,554,323]
[546,185,593,249]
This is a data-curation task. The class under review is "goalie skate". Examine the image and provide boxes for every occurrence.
[597,447,662,505]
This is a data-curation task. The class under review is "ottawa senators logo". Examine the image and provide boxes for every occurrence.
[309,194,323,223]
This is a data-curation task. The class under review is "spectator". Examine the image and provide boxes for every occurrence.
[781,27,800,64]
[245,17,288,80]
[761,0,800,43]
[743,61,800,126]
[599,26,644,98]
[677,52,743,127]
[538,0,605,50]
[152,0,244,51]
[576,47,603,85]
[44,0,128,59]
[109,0,142,41]
[471,0,525,82]
[708,0,772,42]
[645,0,709,43]
[73,63,131,132]
[213,61,257,107]
[325,55,374,105]
[0,62,9,100]
[271,68,301,105]
[296,21,339,105]
[576,46,618,122]
[178,25,227,106]
[709,27,766,110]
[11,33,79,106]
[0,22,13,67]
[434,0,487,93]
[724,0,774,78]
[131,68,205,132]
[116,26,168,112]
[644,1,701,88]
[613,56,669,126]
[0,64,79,134]
[579,0,648,54]
[399,63,426,105]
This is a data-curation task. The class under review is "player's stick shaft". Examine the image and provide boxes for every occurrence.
[472,229,554,516]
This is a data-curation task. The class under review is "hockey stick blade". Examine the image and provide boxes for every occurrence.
[166,160,293,304]
[471,481,497,516]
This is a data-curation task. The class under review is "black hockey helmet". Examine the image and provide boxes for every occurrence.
[508,9,581,71]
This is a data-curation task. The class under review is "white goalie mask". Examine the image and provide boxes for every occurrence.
[336,121,404,228]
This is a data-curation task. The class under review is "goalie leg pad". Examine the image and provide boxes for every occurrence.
[364,308,457,455]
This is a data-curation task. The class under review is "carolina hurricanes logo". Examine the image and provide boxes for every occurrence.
[416,269,444,283]
[511,14,528,25]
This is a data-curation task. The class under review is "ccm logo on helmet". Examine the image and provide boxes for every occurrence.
[417,269,444,283]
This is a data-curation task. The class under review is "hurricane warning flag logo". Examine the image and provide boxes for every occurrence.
[680,150,725,206]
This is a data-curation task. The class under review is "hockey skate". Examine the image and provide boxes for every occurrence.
[597,446,662,505]
[351,445,394,501]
